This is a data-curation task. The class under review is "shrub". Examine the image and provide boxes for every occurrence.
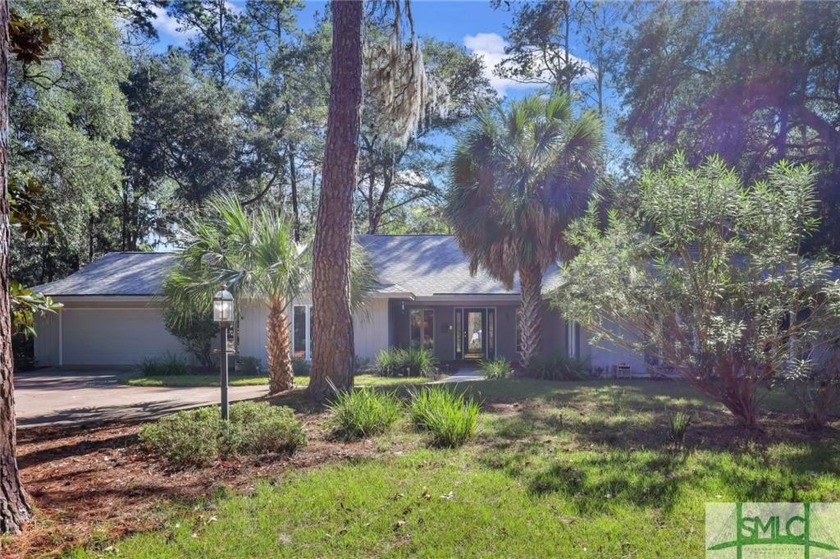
[326,388,402,440]
[140,352,190,376]
[480,358,512,379]
[236,356,262,376]
[229,402,307,454]
[375,347,438,377]
[162,304,218,369]
[408,386,480,448]
[139,401,306,468]
[354,356,373,373]
[667,409,693,448]
[781,353,840,430]
[292,358,311,377]
[139,406,221,467]
[526,353,590,381]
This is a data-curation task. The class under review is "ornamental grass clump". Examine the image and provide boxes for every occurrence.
[375,347,438,377]
[480,358,513,379]
[409,386,480,447]
[326,388,402,440]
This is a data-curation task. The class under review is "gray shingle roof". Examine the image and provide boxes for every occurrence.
[33,236,564,298]
[358,235,562,297]
[32,252,179,296]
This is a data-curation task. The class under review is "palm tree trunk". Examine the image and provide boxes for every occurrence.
[267,294,294,394]
[308,0,363,401]
[518,262,544,369]
[0,0,32,534]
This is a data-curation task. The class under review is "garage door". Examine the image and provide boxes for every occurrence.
[62,307,187,366]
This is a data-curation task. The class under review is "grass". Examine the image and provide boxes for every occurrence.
[123,373,428,388]
[71,379,840,558]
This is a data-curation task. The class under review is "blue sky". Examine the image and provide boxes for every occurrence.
[150,0,582,98]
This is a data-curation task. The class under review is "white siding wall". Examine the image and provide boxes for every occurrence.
[353,298,389,362]
[34,311,60,366]
[238,301,269,365]
[35,296,445,369]
[585,321,648,375]
[61,307,189,367]
[236,297,389,367]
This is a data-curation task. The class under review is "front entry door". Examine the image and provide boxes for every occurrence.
[464,310,486,359]
[454,308,487,360]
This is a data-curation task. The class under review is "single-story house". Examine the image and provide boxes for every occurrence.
[32,234,646,373]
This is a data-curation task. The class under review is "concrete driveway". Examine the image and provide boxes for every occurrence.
[14,370,268,428]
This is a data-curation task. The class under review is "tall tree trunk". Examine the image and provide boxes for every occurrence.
[285,101,300,241]
[308,0,363,401]
[266,294,293,394]
[518,262,544,369]
[0,0,32,534]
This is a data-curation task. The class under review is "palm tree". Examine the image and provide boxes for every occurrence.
[165,195,308,394]
[446,93,603,368]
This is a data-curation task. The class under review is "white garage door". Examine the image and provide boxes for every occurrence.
[62,307,188,366]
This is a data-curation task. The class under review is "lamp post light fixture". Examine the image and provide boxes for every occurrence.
[213,286,234,420]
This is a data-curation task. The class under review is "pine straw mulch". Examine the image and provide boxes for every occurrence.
[6,395,411,559]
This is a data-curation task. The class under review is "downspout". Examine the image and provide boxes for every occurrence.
[58,308,63,368]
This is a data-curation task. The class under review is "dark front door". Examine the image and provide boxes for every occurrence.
[462,309,486,360]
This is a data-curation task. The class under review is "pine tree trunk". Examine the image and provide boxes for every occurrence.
[0,0,32,534]
[307,0,363,401]
[518,262,544,370]
[266,294,293,394]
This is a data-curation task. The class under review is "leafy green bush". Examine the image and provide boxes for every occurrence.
[480,358,512,379]
[292,358,311,377]
[229,402,307,454]
[162,303,218,369]
[140,352,190,376]
[526,353,590,381]
[326,388,402,440]
[375,347,438,377]
[408,386,480,448]
[139,402,306,468]
[236,356,261,376]
[139,406,222,467]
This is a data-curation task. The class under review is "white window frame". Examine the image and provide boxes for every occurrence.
[409,307,435,351]
[567,321,579,359]
[292,304,312,361]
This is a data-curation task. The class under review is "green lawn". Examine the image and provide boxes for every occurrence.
[72,380,840,558]
[123,373,429,388]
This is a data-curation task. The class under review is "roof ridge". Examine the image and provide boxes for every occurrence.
[113,251,177,255]
[359,233,453,237]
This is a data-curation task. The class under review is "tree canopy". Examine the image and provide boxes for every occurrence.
[554,155,840,428]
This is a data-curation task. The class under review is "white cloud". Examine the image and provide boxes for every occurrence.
[463,32,594,97]
[151,6,197,43]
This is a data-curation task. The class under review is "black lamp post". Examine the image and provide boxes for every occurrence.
[213,286,234,420]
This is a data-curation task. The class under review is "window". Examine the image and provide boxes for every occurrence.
[567,321,580,358]
[293,305,312,360]
[410,308,434,350]
[487,308,496,360]
[455,308,462,358]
